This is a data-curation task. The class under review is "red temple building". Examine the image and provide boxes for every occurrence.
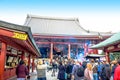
[91,32,120,62]
[0,20,40,80]
[24,14,113,61]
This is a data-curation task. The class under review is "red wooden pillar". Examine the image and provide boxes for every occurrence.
[21,51,25,60]
[32,58,35,72]
[0,42,7,80]
[50,43,53,63]
[68,44,71,59]
[28,54,30,73]
[76,45,78,58]
[105,51,110,62]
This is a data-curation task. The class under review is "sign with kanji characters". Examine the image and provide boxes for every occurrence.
[12,32,28,40]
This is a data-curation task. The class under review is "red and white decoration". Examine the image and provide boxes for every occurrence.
[54,44,64,52]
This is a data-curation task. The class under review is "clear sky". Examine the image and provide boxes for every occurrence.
[0,0,120,32]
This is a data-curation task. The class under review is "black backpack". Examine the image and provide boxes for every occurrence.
[101,64,111,79]
[76,65,84,77]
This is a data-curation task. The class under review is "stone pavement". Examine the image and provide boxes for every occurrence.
[29,70,58,80]
[9,69,58,80]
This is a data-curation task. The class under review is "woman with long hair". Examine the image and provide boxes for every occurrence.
[84,63,93,80]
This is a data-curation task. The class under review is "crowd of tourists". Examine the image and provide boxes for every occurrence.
[15,57,120,80]
[37,58,120,80]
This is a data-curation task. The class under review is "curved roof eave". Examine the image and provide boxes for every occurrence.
[0,20,40,56]
[24,14,113,37]
[91,32,120,49]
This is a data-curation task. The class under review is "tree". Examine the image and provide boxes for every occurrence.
[109,52,120,61]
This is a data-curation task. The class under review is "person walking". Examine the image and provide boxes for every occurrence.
[36,59,47,80]
[92,63,98,80]
[57,61,66,80]
[16,60,29,80]
[71,61,84,80]
[100,61,111,80]
[84,63,93,80]
[51,60,57,76]
[66,60,74,80]
[114,59,120,80]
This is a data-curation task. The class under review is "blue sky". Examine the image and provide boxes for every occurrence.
[1,0,120,13]
[0,0,120,32]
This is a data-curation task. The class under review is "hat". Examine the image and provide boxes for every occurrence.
[38,60,43,65]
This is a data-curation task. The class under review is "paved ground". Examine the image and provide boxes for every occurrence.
[30,69,58,80]
[9,69,58,80]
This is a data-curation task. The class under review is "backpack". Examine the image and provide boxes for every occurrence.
[101,64,111,79]
[76,65,84,77]
[66,64,73,73]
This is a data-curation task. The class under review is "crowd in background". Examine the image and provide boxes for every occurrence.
[36,57,120,80]
[15,57,120,80]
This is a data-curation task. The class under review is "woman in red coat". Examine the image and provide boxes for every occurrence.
[16,60,29,80]
[114,59,120,80]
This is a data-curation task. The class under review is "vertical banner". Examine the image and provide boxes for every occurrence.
[84,40,98,55]
[84,40,91,56]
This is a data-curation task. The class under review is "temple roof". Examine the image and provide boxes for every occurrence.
[91,32,120,49]
[24,14,113,37]
[0,20,40,56]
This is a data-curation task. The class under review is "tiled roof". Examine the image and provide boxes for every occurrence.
[91,32,120,49]
[0,20,40,56]
[24,14,113,37]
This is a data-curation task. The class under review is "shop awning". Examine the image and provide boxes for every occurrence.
[85,54,105,58]
[0,20,40,57]
[91,32,120,49]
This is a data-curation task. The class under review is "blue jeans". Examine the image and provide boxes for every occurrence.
[17,78,25,80]
[93,73,98,80]
[38,77,46,80]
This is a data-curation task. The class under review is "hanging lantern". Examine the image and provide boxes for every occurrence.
[54,44,64,52]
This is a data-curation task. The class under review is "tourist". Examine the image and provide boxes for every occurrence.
[16,60,29,80]
[100,61,111,80]
[51,60,57,76]
[71,60,84,80]
[91,59,98,80]
[36,59,47,80]
[84,63,93,80]
[110,60,117,80]
[57,61,66,80]
[114,59,120,80]
[66,60,74,80]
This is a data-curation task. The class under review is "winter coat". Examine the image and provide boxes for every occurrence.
[100,64,111,80]
[37,64,47,78]
[114,65,120,80]
[16,64,28,78]
[57,65,66,79]
[84,68,93,80]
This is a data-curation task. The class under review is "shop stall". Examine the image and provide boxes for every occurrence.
[0,21,40,80]
[85,53,105,61]
[91,32,120,62]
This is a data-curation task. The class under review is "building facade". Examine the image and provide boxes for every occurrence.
[0,20,40,80]
[24,14,113,61]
